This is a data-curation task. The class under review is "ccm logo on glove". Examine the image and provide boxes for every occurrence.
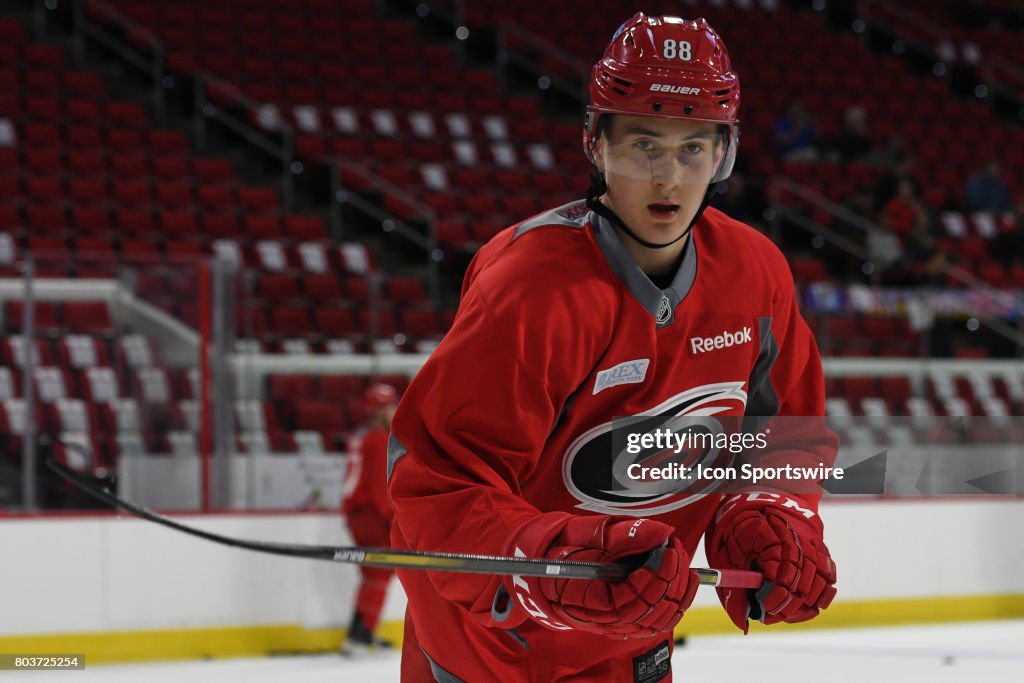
[715,491,815,523]
[707,492,836,633]
[510,549,572,632]
[505,514,698,639]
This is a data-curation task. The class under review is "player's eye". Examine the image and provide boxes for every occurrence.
[682,142,705,155]
[634,139,655,152]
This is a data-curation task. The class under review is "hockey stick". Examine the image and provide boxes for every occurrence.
[46,459,761,588]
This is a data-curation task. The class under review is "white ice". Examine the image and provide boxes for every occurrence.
[18,619,1024,682]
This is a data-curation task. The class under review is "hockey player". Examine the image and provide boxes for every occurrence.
[341,382,399,655]
[387,13,838,682]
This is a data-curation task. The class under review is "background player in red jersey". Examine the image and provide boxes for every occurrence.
[387,13,837,681]
[340,382,399,655]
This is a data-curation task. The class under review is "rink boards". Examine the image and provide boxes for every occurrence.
[1,499,1022,663]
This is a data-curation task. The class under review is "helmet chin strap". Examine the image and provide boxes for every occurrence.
[585,172,719,250]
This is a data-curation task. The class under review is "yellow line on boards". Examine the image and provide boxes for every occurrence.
[2,594,1021,664]
[675,593,1024,638]
[0,625,344,665]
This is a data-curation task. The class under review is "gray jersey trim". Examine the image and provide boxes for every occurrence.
[421,647,467,683]
[512,199,590,238]
[490,584,514,623]
[386,434,408,481]
[490,586,530,649]
[590,212,698,328]
[745,316,781,422]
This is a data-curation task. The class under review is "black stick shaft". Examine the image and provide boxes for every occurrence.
[46,459,759,587]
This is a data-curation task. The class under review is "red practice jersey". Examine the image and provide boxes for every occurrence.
[342,427,393,525]
[388,201,836,682]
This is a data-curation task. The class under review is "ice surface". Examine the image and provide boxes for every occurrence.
[20,620,1024,682]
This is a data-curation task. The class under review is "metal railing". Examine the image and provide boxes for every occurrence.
[768,177,882,282]
[855,0,1024,112]
[330,160,440,301]
[410,0,468,63]
[412,3,588,100]
[194,71,296,211]
[982,55,1024,104]
[16,259,38,512]
[72,2,297,211]
[495,22,589,104]
[75,0,167,123]
[936,268,1024,352]
[770,177,1024,353]
[856,0,949,52]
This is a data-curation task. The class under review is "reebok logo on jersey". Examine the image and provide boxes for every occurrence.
[690,326,752,355]
[593,359,650,395]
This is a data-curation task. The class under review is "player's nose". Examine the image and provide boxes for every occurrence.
[650,157,686,188]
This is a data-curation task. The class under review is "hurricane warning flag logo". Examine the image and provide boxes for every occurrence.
[562,382,748,515]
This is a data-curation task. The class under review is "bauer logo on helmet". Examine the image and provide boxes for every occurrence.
[650,84,701,94]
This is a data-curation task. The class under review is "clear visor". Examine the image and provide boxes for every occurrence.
[598,128,732,186]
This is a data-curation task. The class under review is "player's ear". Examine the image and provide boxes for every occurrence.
[590,115,613,174]
[591,138,607,174]
[712,140,725,173]
[708,129,729,178]
[589,133,610,175]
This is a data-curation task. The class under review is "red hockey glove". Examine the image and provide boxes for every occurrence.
[706,493,837,633]
[503,513,698,639]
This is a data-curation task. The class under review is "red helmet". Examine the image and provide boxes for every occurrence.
[583,13,741,183]
[364,382,398,408]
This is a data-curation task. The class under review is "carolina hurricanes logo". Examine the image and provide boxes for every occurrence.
[562,382,748,516]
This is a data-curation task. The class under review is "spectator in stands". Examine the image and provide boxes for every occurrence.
[874,153,920,213]
[868,179,928,274]
[833,105,876,163]
[340,382,399,656]
[996,194,1024,264]
[965,159,1013,214]
[772,99,819,162]
[881,179,928,237]
[901,212,948,285]
[828,188,875,275]
[876,178,946,285]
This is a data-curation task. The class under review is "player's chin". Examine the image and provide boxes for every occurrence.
[645,207,696,233]
[638,221,689,245]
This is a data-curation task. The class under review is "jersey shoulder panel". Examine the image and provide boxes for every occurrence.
[511,199,592,238]
[449,202,621,388]
[468,201,620,313]
[469,199,592,274]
